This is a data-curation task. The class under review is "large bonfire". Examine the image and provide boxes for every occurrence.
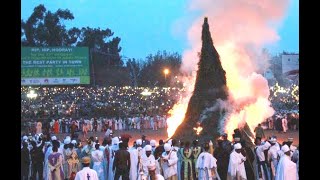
[170,17,229,143]
[168,17,274,147]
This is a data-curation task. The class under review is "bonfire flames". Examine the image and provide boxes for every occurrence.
[193,126,203,135]
[166,0,289,141]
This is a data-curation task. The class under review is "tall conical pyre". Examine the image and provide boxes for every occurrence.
[171,17,229,143]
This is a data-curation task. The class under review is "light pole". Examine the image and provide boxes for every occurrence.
[163,68,169,87]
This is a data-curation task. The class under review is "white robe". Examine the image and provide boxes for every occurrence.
[161,150,178,179]
[136,117,141,130]
[108,145,118,180]
[129,147,143,180]
[141,154,156,178]
[196,152,218,180]
[105,129,113,138]
[227,151,247,180]
[275,155,298,180]
[115,120,118,130]
[268,145,280,178]
[91,150,105,180]
[75,167,99,180]
[36,122,42,134]
[118,119,123,130]
[282,118,288,132]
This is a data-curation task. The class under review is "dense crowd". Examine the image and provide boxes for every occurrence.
[269,83,299,111]
[21,86,185,132]
[21,127,299,180]
[21,84,298,130]
[21,86,184,119]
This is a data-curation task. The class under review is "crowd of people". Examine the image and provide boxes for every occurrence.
[22,113,168,138]
[21,86,183,121]
[21,84,298,132]
[263,112,299,133]
[21,84,299,180]
[21,127,299,180]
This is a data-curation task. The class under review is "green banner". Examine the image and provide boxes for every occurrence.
[21,47,90,85]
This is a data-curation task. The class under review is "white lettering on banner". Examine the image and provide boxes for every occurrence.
[68,60,82,64]
[51,48,73,52]
[46,60,62,65]
[31,48,40,52]
[22,61,32,65]
[32,60,45,64]
[21,77,81,85]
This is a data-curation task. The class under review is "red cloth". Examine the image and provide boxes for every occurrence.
[53,121,59,134]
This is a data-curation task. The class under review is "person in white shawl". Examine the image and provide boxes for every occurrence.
[268,138,280,179]
[91,143,105,180]
[196,142,221,180]
[161,143,178,180]
[141,145,157,179]
[227,143,247,180]
[108,136,120,180]
[128,139,144,180]
[275,145,298,180]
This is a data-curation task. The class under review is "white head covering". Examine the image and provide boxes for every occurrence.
[270,138,277,143]
[22,136,28,141]
[164,143,171,151]
[145,145,152,151]
[64,138,71,144]
[281,144,290,153]
[65,136,71,141]
[136,139,142,145]
[150,140,156,146]
[71,140,77,144]
[112,137,120,145]
[234,143,242,150]
[51,136,57,141]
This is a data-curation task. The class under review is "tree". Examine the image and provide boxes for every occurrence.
[138,50,182,87]
[172,17,228,142]
[21,4,79,46]
[126,58,142,87]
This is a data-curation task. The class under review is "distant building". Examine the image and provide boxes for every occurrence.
[282,53,299,76]
[281,53,299,84]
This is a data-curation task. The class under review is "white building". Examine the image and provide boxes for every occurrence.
[282,54,299,76]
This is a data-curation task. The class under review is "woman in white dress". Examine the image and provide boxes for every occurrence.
[114,119,118,130]
[118,118,123,131]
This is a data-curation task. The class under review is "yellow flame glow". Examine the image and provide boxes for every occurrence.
[166,75,195,138]
[193,126,203,135]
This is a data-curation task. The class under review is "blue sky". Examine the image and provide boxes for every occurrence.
[21,0,298,60]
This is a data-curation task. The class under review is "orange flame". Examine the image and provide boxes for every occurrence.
[193,126,203,135]
[166,75,195,138]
